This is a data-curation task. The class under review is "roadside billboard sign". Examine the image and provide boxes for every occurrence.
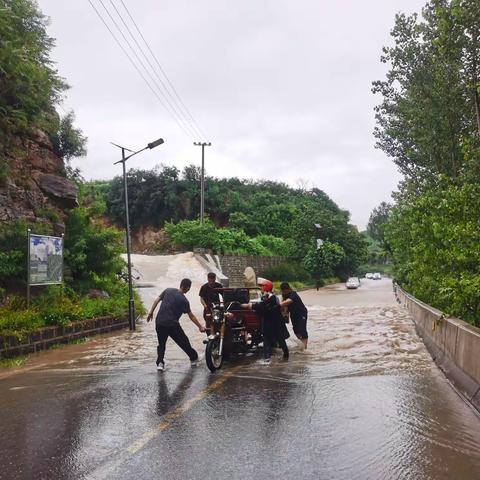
[28,233,64,286]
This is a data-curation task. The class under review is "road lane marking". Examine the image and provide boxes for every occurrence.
[86,365,242,480]
[128,370,235,454]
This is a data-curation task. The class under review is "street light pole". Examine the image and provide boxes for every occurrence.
[121,147,135,331]
[112,138,164,331]
[193,142,211,224]
[314,223,323,249]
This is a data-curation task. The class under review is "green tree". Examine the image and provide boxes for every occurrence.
[50,111,87,181]
[373,0,480,184]
[0,0,67,137]
[303,241,345,283]
[64,205,124,287]
[367,201,392,247]
[386,180,480,325]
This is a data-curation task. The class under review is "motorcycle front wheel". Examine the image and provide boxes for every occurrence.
[205,338,223,372]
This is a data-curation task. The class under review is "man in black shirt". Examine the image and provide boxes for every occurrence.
[147,278,205,371]
[279,282,309,349]
[199,272,223,333]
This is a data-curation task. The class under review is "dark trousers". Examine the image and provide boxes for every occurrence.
[263,336,288,359]
[156,324,198,364]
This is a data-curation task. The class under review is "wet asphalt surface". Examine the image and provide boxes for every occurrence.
[1,278,480,480]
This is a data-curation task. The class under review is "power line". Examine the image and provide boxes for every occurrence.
[106,0,200,139]
[112,0,206,141]
[88,0,194,139]
[96,0,196,138]
[118,0,209,142]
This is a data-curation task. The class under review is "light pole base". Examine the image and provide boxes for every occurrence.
[128,298,136,331]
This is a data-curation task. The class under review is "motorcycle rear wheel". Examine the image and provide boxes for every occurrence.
[206,338,223,372]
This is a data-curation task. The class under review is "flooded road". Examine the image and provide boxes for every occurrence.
[1,277,479,479]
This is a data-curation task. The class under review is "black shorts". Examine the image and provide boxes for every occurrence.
[291,315,308,339]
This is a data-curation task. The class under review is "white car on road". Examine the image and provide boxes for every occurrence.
[373,272,382,280]
[346,277,361,289]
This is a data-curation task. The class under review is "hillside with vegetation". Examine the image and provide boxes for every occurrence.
[87,168,368,283]
[0,0,137,339]
[373,0,480,326]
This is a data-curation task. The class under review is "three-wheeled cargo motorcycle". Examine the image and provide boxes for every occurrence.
[203,287,263,372]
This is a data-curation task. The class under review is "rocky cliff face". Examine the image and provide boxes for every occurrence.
[131,225,171,253]
[0,129,78,233]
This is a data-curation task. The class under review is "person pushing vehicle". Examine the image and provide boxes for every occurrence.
[199,272,223,334]
[279,282,309,349]
[241,279,289,364]
[147,278,205,371]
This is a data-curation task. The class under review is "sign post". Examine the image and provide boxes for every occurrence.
[27,228,31,308]
[27,231,64,307]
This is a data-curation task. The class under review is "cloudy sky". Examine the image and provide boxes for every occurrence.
[39,0,425,229]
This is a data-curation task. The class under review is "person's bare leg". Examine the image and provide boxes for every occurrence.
[294,335,305,350]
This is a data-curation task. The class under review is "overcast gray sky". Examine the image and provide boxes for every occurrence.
[39,0,425,229]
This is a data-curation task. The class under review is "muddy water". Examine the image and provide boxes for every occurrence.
[289,282,480,479]
[1,275,480,479]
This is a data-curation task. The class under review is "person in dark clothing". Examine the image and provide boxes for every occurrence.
[147,278,205,371]
[199,272,223,334]
[279,282,309,349]
[241,279,289,364]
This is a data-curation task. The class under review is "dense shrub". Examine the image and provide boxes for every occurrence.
[0,307,45,338]
[261,262,311,283]
[253,235,294,257]
[386,181,480,326]
[64,206,125,285]
[165,219,279,255]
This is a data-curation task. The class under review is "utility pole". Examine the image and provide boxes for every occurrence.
[193,142,211,224]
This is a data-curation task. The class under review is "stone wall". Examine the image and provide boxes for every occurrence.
[0,315,128,359]
[217,254,288,287]
[395,284,480,412]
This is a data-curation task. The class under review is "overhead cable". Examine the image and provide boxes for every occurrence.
[88,0,194,139]
[96,0,196,138]
[118,0,209,142]
[106,0,199,139]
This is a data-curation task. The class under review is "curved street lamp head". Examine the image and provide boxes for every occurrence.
[147,138,164,149]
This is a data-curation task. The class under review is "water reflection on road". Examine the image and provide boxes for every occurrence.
[0,278,479,480]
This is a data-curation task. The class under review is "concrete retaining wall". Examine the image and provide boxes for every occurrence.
[0,315,128,359]
[395,284,480,412]
[217,254,288,287]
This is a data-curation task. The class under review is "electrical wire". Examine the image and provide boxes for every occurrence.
[118,0,209,142]
[106,0,200,140]
[96,0,197,138]
[88,0,195,139]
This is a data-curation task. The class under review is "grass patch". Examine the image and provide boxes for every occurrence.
[0,284,144,340]
[0,355,28,368]
[49,337,90,350]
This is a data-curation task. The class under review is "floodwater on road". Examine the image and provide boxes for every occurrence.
[0,277,479,480]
